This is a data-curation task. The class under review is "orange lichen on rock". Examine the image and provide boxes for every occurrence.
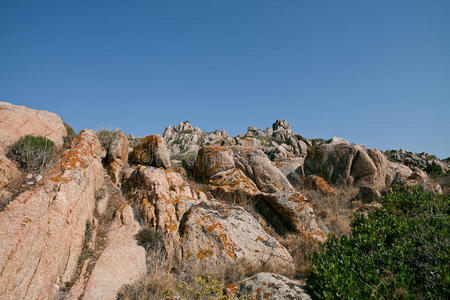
[197,249,214,259]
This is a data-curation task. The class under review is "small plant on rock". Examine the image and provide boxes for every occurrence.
[7,135,55,172]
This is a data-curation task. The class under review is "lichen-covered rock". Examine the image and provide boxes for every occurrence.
[0,129,103,299]
[256,191,325,242]
[304,175,335,195]
[83,205,147,300]
[123,165,205,256]
[0,101,68,149]
[304,138,387,188]
[179,201,295,273]
[107,131,129,184]
[194,146,235,179]
[130,134,171,169]
[209,168,260,197]
[233,148,294,192]
[227,272,311,300]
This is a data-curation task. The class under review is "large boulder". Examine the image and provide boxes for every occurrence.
[227,272,311,300]
[0,101,67,149]
[194,146,235,179]
[256,191,325,242]
[130,135,171,169]
[83,205,147,300]
[0,129,103,299]
[304,137,387,188]
[233,148,294,192]
[179,201,295,273]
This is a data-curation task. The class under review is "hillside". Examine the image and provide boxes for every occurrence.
[0,102,448,299]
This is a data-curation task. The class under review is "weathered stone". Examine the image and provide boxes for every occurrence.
[354,186,381,204]
[0,101,68,149]
[0,129,103,299]
[130,135,171,169]
[107,131,129,185]
[256,191,325,242]
[304,138,387,188]
[83,205,146,300]
[194,146,235,179]
[233,148,294,192]
[180,201,295,273]
[123,165,203,257]
[107,131,128,163]
[209,168,260,197]
[227,272,311,300]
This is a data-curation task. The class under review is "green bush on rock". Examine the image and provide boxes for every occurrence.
[307,186,449,299]
[7,135,55,172]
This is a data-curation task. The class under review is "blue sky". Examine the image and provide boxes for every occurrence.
[1,0,449,158]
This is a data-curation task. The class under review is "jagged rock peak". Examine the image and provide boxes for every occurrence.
[272,119,291,131]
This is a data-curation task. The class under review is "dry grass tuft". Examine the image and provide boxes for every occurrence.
[300,185,358,237]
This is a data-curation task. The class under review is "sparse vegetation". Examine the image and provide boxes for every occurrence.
[7,135,55,172]
[63,121,76,148]
[307,186,450,299]
[135,227,165,252]
[96,129,116,152]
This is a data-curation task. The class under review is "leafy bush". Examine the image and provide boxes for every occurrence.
[307,186,450,299]
[7,135,55,172]
[426,162,443,176]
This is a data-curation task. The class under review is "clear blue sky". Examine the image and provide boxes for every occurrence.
[1,1,449,158]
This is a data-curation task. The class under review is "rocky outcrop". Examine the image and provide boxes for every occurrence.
[385,149,449,174]
[227,272,311,300]
[391,169,442,194]
[123,165,206,256]
[256,191,325,242]
[107,130,129,184]
[304,137,387,188]
[0,129,103,299]
[130,135,171,169]
[195,145,293,193]
[179,201,295,273]
[83,205,147,300]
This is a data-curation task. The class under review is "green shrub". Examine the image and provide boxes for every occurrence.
[307,186,450,299]
[7,135,55,171]
[426,162,443,176]
[63,121,76,148]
